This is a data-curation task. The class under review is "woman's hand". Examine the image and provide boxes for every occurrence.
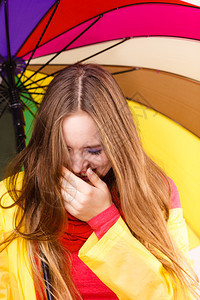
[61,167,112,222]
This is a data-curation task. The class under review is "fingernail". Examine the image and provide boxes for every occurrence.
[88,168,93,174]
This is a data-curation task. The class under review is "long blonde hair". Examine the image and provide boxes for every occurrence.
[1,64,199,299]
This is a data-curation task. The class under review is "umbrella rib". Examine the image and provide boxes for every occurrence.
[21,101,37,118]
[126,96,157,113]
[0,90,10,105]
[23,70,60,89]
[0,97,6,105]
[20,14,103,89]
[0,103,8,119]
[19,85,49,91]
[0,93,8,105]
[78,38,129,64]
[17,72,41,84]
[19,93,40,106]
[0,72,9,86]
[16,1,60,57]
[112,67,139,75]
[0,86,7,92]
[18,72,49,90]
[25,92,45,96]
[4,0,12,69]
[17,1,59,85]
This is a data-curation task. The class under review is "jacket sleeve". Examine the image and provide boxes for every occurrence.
[0,178,37,300]
[0,180,12,299]
[79,210,193,300]
[0,226,12,299]
[167,208,192,263]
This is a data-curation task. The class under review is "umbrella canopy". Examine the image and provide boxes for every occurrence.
[0,0,200,271]
[22,0,200,137]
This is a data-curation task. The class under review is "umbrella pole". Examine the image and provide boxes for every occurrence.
[4,0,26,152]
[9,89,26,152]
[4,62,26,152]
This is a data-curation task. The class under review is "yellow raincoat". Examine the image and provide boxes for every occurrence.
[0,176,193,300]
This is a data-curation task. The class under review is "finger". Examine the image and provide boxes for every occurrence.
[86,168,107,191]
[62,189,75,204]
[61,179,82,204]
[62,166,90,192]
[62,167,77,188]
[62,188,83,218]
[61,177,76,195]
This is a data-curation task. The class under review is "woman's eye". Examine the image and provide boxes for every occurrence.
[88,149,102,155]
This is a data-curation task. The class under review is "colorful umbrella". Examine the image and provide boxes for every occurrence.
[0,0,200,275]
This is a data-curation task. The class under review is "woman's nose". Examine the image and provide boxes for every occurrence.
[71,153,89,174]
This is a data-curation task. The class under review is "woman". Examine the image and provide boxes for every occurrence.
[0,64,199,299]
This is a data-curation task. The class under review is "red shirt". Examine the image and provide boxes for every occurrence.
[61,204,120,300]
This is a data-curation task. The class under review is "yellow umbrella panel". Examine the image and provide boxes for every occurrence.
[19,70,54,143]
[127,100,200,250]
